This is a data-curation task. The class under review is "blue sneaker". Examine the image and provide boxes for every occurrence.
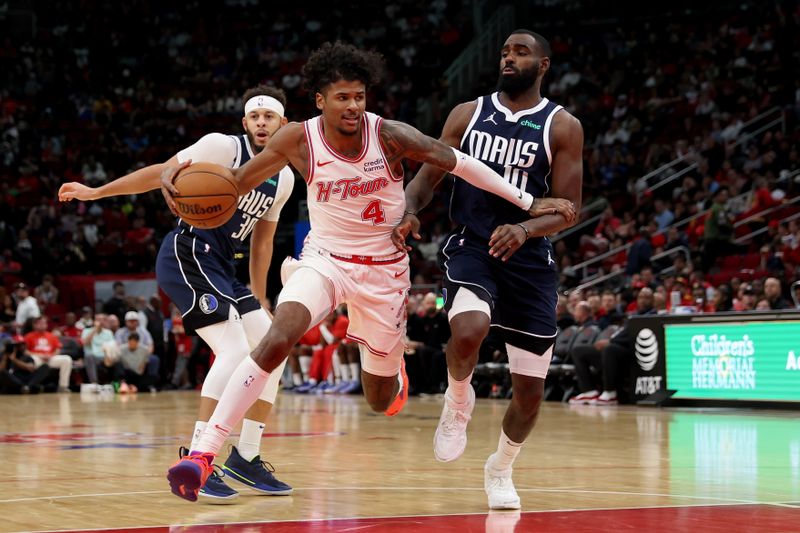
[340,380,362,395]
[199,469,239,504]
[293,381,316,394]
[222,446,293,495]
[178,446,238,504]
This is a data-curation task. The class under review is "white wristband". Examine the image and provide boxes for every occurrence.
[450,148,534,210]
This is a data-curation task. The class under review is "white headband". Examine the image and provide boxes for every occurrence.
[244,95,285,117]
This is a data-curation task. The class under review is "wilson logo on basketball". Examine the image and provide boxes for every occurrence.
[316,176,390,202]
[178,202,223,215]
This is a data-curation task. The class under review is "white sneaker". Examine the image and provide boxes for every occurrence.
[484,454,521,510]
[433,385,475,462]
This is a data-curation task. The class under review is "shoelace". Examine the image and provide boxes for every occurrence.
[487,473,514,492]
[209,464,226,480]
[258,459,276,474]
[441,403,472,436]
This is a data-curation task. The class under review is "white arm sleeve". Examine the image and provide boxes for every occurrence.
[176,133,239,168]
[450,148,534,211]
[264,166,295,221]
[319,324,335,345]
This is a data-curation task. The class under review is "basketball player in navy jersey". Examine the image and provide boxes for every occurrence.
[393,30,583,510]
[58,85,294,502]
[162,41,575,502]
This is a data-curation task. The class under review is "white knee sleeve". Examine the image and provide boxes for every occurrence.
[506,344,553,379]
[448,287,491,322]
[196,307,251,400]
[242,307,286,404]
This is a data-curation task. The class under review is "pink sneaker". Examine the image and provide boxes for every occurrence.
[569,391,599,405]
[118,382,130,394]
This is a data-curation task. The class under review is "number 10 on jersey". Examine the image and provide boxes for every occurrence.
[361,199,386,225]
[504,166,529,191]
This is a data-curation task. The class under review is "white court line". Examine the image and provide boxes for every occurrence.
[26,501,785,533]
[0,486,770,505]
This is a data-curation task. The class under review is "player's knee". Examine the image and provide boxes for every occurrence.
[512,379,545,414]
[449,326,487,356]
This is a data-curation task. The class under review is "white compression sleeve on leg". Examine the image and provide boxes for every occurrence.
[196,307,252,400]
[242,307,286,404]
[450,148,534,210]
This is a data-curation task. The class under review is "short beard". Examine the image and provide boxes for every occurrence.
[497,63,538,96]
[246,131,264,154]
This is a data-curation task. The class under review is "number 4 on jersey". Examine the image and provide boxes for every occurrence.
[361,199,386,225]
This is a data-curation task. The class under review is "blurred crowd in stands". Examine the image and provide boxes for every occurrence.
[1,1,799,397]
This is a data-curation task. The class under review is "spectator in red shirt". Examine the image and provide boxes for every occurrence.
[23,316,73,392]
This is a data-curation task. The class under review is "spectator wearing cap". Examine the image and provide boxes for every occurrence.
[23,316,73,392]
[115,311,154,355]
[14,283,41,328]
[76,306,94,330]
[0,335,52,394]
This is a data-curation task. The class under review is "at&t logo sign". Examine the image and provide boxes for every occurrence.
[635,328,659,371]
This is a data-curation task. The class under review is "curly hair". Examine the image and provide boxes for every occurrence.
[301,41,385,95]
[241,84,288,110]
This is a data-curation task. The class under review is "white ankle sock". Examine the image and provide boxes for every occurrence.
[447,370,473,404]
[340,363,351,382]
[292,373,303,386]
[197,356,270,454]
[490,429,523,472]
[238,418,265,461]
[349,363,360,383]
[190,421,207,452]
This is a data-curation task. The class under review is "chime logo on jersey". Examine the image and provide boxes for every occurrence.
[315,176,390,202]
[198,294,218,314]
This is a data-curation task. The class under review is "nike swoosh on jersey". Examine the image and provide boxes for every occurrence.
[394,267,409,278]
[317,160,334,167]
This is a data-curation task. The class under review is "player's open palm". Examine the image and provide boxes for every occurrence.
[489,224,528,261]
[58,182,97,202]
[391,212,421,252]
[529,198,576,222]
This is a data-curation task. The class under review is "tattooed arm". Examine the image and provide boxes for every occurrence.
[379,119,542,210]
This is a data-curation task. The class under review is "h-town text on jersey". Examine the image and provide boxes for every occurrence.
[316,176,390,202]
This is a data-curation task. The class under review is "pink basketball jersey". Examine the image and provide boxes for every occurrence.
[303,112,405,256]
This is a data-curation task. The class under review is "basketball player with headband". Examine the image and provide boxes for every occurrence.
[59,85,295,503]
[162,42,576,502]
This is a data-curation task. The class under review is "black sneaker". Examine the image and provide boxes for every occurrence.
[222,446,293,495]
[178,446,238,503]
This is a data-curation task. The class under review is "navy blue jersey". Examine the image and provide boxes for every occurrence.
[177,134,279,261]
[453,94,563,240]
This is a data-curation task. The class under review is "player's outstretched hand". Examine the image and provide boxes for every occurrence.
[391,212,421,252]
[160,160,192,217]
[528,198,576,222]
[58,182,97,202]
[489,224,528,262]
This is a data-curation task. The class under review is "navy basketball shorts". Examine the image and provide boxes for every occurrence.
[156,232,260,334]
[438,227,558,354]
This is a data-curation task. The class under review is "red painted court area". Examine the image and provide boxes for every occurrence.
[68,504,800,533]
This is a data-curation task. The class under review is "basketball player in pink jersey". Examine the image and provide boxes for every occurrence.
[162,41,576,502]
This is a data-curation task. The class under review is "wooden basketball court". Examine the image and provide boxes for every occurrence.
[2,391,799,532]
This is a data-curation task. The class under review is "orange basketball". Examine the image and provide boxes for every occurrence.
[172,162,239,229]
